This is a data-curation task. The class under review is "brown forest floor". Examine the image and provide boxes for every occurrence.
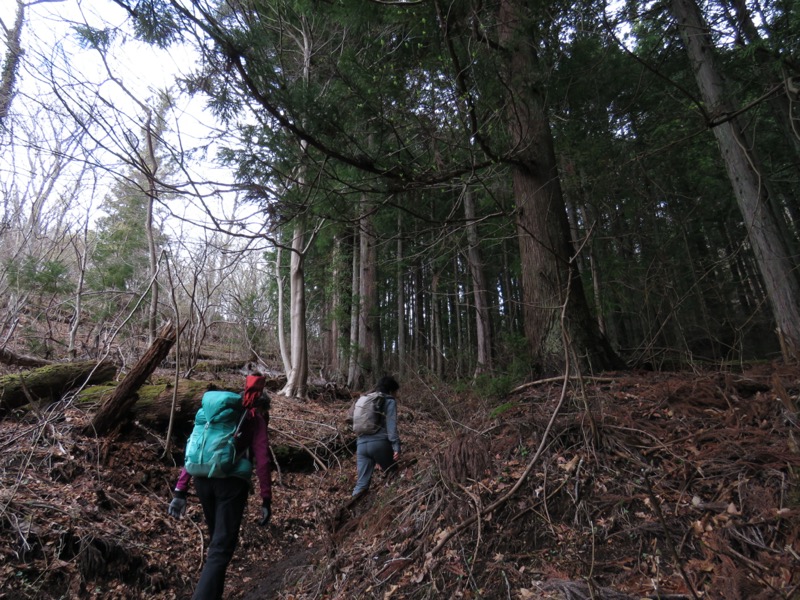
[1,361,799,599]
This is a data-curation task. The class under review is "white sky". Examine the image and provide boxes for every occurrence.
[0,0,258,240]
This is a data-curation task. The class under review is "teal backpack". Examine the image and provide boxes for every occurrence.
[184,390,253,479]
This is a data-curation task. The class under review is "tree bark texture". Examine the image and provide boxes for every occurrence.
[144,110,160,346]
[274,245,291,377]
[671,0,800,361]
[396,215,406,378]
[497,0,623,373]
[347,224,361,388]
[357,197,382,384]
[465,190,493,376]
[327,232,343,378]
[280,220,309,399]
[0,0,24,126]
[0,360,117,416]
[90,321,179,435]
[431,271,443,377]
[280,24,312,398]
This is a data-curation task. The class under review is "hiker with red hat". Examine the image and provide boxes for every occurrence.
[168,373,273,600]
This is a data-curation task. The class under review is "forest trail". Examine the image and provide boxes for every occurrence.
[0,363,798,599]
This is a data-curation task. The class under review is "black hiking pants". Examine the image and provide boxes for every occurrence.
[192,476,250,600]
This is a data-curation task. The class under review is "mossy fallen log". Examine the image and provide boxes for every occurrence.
[0,360,117,416]
[80,374,285,433]
[76,379,226,434]
[76,380,337,472]
[91,321,182,436]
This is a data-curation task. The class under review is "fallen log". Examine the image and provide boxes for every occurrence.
[76,378,259,429]
[89,321,182,436]
[76,379,217,432]
[75,380,338,471]
[0,347,55,368]
[0,360,117,416]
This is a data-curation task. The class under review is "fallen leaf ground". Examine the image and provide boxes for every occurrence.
[1,362,799,599]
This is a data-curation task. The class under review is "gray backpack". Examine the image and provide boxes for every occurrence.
[351,392,386,435]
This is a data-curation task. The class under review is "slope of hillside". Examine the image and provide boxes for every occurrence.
[1,363,798,599]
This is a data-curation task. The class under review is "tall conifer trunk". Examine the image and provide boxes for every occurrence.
[347,222,360,389]
[464,190,492,376]
[357,195,381,387]
[327,233,343,379]
[275,244,291,377]
[497,0,622,373]
[671,0,800,361]
[396,213,406,378]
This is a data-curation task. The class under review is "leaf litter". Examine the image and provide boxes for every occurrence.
[0,363,798,599]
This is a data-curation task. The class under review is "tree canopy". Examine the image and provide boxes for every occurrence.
[1,0,798,387]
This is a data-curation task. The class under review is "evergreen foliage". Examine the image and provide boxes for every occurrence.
[2,0,798,381]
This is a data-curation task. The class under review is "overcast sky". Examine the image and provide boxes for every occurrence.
[0,0,259,238]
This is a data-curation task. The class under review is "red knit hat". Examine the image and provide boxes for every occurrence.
[243,375,266,409]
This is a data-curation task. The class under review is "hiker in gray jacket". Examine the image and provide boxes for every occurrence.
[352,375,401,496]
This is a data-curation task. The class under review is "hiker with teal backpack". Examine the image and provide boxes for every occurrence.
[351,375,401,496]
[168,374,273,600]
